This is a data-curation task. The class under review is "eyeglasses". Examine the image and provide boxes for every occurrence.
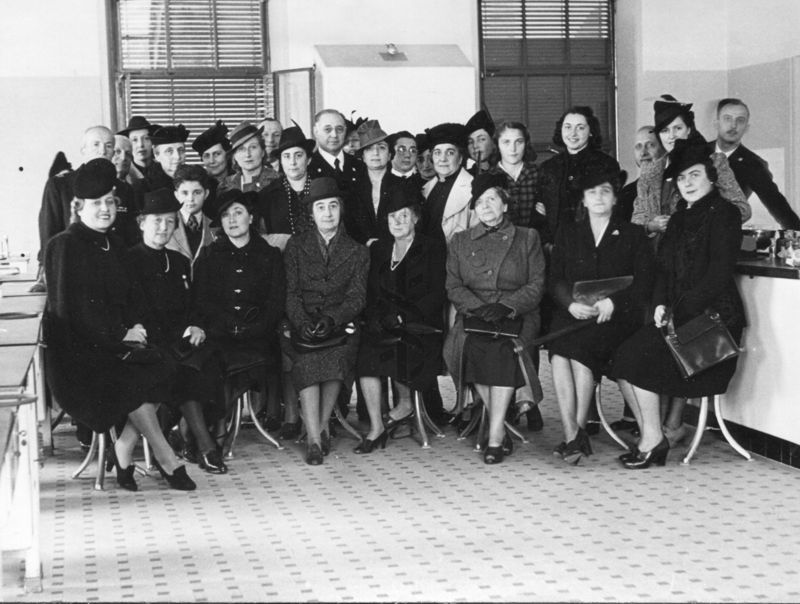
[396,145,418,155]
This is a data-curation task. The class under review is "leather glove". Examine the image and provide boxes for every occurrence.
[300,322,317,341]
[477,302,513,323]
[313,315,335,339]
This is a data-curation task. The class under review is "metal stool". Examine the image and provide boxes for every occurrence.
[384,378,445,449]
[456,390,529,451]
[72,428,153,491]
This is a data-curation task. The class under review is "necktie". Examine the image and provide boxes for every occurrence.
[334,158,342,174]
[187,214,199,232]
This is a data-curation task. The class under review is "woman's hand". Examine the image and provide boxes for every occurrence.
[186,326,206,347]
[300,322,317,341]
[568,302,599,321]
[647,215,670,234]
[654,305,667,327]
[593,298,614,323]
[123,323,147,344]
[313,315,335,339]
[475,303,513,323]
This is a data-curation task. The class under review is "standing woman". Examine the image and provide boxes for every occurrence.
[612,141,745,468]
[43,159,195,491]
[282,178,369,465]
[548,167,654,464]
[219,121,279,194]
[444,173,546,464]
[538,106,620,247]
[465,110,497,176]
[420,123,474,243]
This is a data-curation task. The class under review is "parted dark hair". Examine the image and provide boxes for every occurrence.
[716,97,750,117]
[173,164,208,189]
[552,106,603,150]
[493,121,537,163]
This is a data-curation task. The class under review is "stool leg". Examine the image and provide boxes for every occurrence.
[474,404,488,451]
[225,395,243,459]
[595,381,629,450]
[457,402,481,440]
[72,431,99,479]
[714,396,752,461]
[94,432,107,491]
[247,397,284,450]
[333,405,362,441]
[412,390,431,449]
[142,436,154,471]
[416,390,445,439]
[503,420,529,444]
[682,396,709,464]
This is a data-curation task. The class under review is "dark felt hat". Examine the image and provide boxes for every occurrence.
[357,119,389,150]
[576,165,628,194]
[415,133,430,154]
[385,181,422,215]
[465,109,495,137]
[216,188,257,217]
[304,177,342,206]
[151,124,190,147]
[345,113,368,135]
[118,115,159,137]
[192,121,231,155]
[386,130,416,150]
[74,158,117,199]
[653,94,694,133]
[229,121,263,151]
[270,125,315,160]
[426,122,468,150]
[663,139,712,181]
[469,172,508,208]
[140,187,181,215]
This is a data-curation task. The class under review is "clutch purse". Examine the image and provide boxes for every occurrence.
[118,341,162,364]
[291,322,356,353]
[463,315,523,339]
[572,275,634,305]
[661,310,741,379]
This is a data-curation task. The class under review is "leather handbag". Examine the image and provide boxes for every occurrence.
[661,309,741,379]
[291,322,356,354]
[463,315,523,339]
[118,341,163,364]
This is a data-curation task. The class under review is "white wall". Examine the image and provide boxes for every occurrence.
[0,1,110,265]
[727,0,800,68]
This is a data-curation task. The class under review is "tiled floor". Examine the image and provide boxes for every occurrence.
[4,357,800,602]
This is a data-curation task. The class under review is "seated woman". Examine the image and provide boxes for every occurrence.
[356,184,447,453]
[43,158,195,491]
[548,167,655,465]
[282,178,369,465]
[126,188,227,474]
[612,140,745,469]
[193,188,285,441]
[443,173,546,464]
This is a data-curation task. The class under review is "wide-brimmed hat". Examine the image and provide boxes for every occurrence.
[357,119,389,151]
[304,177,342,206]
[192,121,231,155]
[426,122,468,150]
[270,125,315,160]
[216,188,257,217]
[141,187,181,215]
[229,121,263,151]
[469,172,508,208]
[345,113,368,135]
[118,115,159,137]
[151,125,189,147]
[465,109,495,137]
[663,139,712,181]
[74,158,116,199]
[576,165,628,194]
[653,94,694,133]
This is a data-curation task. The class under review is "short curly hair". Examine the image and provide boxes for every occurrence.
[551,106,603,150]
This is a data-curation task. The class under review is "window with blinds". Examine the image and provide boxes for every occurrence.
[111,0,272,163]
[479,0,615,156]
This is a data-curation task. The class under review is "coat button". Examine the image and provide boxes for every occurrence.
[234,289,242,294]
[234,305,241,311]
[487,269,493,275]
[235,269,243,273]
[502,235,508,240]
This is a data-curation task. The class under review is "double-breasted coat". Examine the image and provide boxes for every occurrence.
[443,219,546,387]
[43,223,174,432]
[282,226,369,391]
[166,212,215,276]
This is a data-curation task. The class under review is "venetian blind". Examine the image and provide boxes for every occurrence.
[480,0,614,155]
[114,0,272,162]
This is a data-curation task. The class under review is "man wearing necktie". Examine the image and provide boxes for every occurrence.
[167,164,214,275]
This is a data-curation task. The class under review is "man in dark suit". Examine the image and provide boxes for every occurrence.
[308,109,365,194]
[710,98,800,229]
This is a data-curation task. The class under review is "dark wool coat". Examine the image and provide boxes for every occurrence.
[43,223,174,432]
[538,148,620,245]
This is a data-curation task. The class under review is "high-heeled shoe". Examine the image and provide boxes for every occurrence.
[484,445,504,464]
[562,428,590,465]
[618,443,639,463]
[502,432,513,456]
[622,437,669,469]
[320,430,331,456]
[383,412,413,432]
[107,446,138,491]
[306,443,323,465]
[153,461,197,490]
[353,430,388,454]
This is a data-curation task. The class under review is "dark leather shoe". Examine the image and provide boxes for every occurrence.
[526,407,544,432]
[115,464,138,491]
[306,443,323,465]
[484,445,504,464]
[279,421,301,440]
[502,432,514,456]
[199,449,228,474]
[585,421,601,436]
[180,443,199,465]
[622,437,669,469]
[610,418,638,432]
[155,462,197,490]
[320,431,331,456]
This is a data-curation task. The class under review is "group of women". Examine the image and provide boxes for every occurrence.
[43,95,748,490]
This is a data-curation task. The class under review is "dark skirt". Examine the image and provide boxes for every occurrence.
[463,334,524,388]
[161,343,226,420]
[357,330,443,391]
[611,323,742,398]
[547,312,640,379]
[280,321,360,392]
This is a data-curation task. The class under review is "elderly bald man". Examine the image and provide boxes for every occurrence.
[113,135,134,183]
